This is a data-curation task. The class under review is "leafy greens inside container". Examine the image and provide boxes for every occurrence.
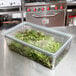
[8,29,62,68]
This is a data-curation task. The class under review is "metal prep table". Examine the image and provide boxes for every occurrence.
[0,26,76,76]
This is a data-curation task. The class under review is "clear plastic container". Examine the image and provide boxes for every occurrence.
[3,22,72,69]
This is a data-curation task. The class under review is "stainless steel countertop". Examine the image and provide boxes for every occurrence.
[0,26,76,76]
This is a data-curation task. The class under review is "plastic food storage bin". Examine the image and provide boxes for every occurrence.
[3,22,72,69]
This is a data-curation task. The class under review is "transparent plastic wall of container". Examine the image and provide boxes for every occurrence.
[4,22,72,69]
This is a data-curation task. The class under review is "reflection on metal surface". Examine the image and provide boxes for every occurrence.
[4,39,6,56]
[3,35,7,66]
[3,35,7,76]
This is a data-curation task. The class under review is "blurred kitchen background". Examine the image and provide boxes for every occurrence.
[0,0,76,29]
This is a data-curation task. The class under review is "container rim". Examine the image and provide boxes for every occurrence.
[3,22,72,38]
[3,22,73,57]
